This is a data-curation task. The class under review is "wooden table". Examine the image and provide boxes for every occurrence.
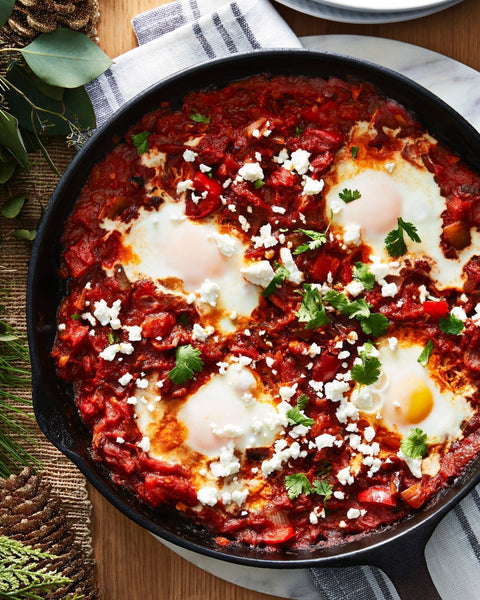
[90,1,480,598]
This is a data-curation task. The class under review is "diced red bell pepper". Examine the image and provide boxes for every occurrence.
[422,299,449,319]
[259,524,295,544]
[309,254,341,282]
[185,171,222,219]
[358,486,397,507]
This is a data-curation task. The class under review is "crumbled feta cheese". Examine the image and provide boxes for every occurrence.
[138,436,151,452]
[272,205,286,214]
[197,279,220,307]
[197,486,218,506]
[241,260,275,288]
[290,149,311,175]
[384,162,396,173]
[344,280,364,298]
[251,224,278,249]
[183,149,197,162]
[302,176,324,196]
[238,215,251,232]
[315,433,336,450]
[347,508,361,519]
[279,247,304,284]
[210,232,239,257]
[364,426,376,443]
[176,179,194,194]
[343,224,361,245]
[125,325,142,342]
[136,378,149,389]
[118,373,133,386]
[238,161,264,182]
[451,306,467,322]
[398,449,423,478]
[94,299,122,329]
[99,342,134,361]
[381,282,398,298]
[324,379,350,402]
[337,465,354,485]
[192,323,214,341]
[308,343,321,358]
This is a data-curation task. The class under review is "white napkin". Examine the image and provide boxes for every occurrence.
[86,3,480,599]
[86,0,301,128]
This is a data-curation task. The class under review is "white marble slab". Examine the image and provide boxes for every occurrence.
[156,35,480,599]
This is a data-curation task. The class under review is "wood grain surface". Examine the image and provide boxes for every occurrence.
[91,1,480,598]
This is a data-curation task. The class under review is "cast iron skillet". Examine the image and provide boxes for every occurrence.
[27,49,480,600]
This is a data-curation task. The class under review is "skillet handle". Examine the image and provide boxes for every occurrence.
[366,529,442,600]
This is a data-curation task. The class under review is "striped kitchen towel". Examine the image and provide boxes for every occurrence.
[86,0,301,128]
[85,2,480,599]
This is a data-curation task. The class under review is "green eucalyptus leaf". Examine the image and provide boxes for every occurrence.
[1,195,25,218]
[21,28,113,88]
[0,159,16,184]
[13,228,36,241]
[0,110,29,168]
[4,62,96,135]
[0,0,15,27]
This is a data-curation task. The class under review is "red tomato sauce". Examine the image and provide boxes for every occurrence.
[52,74,480,551]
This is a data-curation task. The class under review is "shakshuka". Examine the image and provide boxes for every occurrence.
[52,74,480,549]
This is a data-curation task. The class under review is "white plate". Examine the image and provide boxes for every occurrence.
[274,0,462,23]
[319,0,458,12]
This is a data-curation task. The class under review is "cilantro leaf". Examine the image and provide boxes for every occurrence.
[359,312,390,337]
[285,473,313,500]
[342,298,371,320]
[351,146,359,159]
[312,479,333,507]
[400,427,428,459]
[131,131,150,155]
[439,314,465,335]
[262,265,290,298]
[417,339,434,367]
[353,262,375,291]
[339,188,361,203]
[296,285,329,329]
[323,292,389,337]
[190,112,210,124]
[168,344,204,384]
[385,217,421,258]
[287,394,314,427]
[254,179,265,189]
[351,351,381,386]
[323,290,349,313]
[294,228,328,255]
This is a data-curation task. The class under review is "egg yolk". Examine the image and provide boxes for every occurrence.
[341,175,403,237]
[392,376,434,425]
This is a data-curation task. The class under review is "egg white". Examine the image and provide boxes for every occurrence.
[100,200,262,331]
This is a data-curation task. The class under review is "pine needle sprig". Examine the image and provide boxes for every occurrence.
[0,536,83,600]
[0,316,42,477]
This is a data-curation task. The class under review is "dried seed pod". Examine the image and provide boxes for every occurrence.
[1,0,99,46]
[0,468,99,599]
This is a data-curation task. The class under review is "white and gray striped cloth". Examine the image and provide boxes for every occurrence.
[86,2,480,598]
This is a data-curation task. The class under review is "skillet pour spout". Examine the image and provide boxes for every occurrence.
[26,49,480,600]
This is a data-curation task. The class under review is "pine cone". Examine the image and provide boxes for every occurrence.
[1,0,100,47]
[0,467,100,600]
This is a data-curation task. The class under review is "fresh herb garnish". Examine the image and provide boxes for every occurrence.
[351,146,359,159]
[168,344,204,384]
[296,285,329,329]
[351,350,381,386]
[323,291,389,337]
[400,427,428,459]
[131,131,150,155]
[190,112,211,124]
[339,188,361,203]
[353,262,375,291]
[313,479,334,507]
[285,472,333,506]
[286,393,314,427]
[384,217,421,257]
[417,339,434,367]
[439,314,465,335]
[262,265,290,298]
[254,178,265,189]
[285,473,313,500]
[294,228,328,254]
